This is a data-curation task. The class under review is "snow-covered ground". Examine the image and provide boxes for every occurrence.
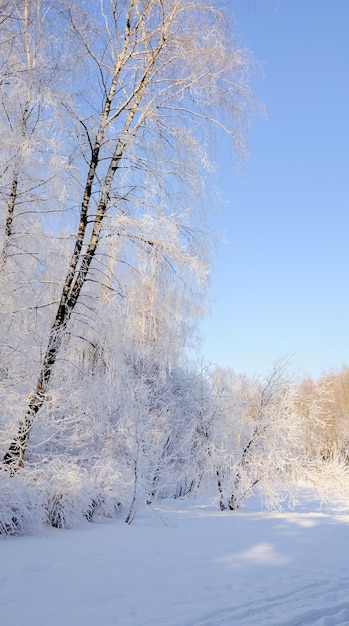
[1,492,349,626]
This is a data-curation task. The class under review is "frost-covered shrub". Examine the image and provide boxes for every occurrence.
[44,461,101,529]
[89,460,123,519]
[42,460,123,528]
[0,459,124,535]
[0,469,45,535]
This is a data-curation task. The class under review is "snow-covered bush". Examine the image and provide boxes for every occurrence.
[41,459,126,528]
[0,468,45,535]
[43,461,102,529]
[89,460,124,520]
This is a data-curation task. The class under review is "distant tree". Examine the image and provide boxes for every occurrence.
[295,375,336,460]
[295,367,349,461]
[332,368,349,457]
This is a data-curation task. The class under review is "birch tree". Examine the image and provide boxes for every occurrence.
[2,0,254,469]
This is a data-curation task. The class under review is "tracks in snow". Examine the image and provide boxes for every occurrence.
[188,577,349,626]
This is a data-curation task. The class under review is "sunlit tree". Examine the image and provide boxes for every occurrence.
[1,1,254,472]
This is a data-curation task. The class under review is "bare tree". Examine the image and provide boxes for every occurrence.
[2,0,254,469]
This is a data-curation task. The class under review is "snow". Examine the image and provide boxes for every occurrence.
[1,493,349,626]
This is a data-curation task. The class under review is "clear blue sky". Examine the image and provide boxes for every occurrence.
[199,0,349,379]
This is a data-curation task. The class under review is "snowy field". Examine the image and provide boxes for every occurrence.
[1,492,349,626]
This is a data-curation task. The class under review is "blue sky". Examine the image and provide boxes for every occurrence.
[199,0,349,379]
